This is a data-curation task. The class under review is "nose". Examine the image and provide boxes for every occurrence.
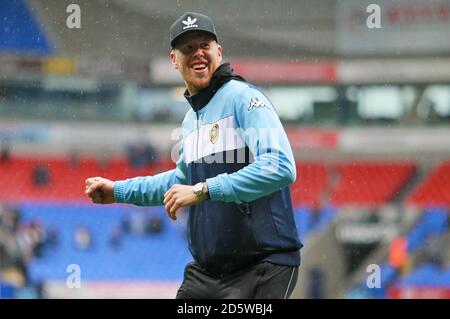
[192,45,205,58]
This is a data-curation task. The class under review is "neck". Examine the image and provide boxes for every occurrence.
[183,63,247,112]
[186,83,199,96]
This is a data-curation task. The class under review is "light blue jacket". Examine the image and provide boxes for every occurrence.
[115,66,302,275]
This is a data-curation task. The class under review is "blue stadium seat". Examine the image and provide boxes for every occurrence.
[311,206,336,233]
[19,203,191,283]
[423,209,448,235]
[0,0,53,54]
[397,263,450,288]
[294,207,312,242]
[0,282,16,298]
[294,206,337,242]
[347,262,398,299]
[407,209,448,252]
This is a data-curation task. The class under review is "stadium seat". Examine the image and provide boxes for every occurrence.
[0,156,174,202]
[18,203,191,283]
[0,0,53,54]
[408,161,450,207]
[330,162,416,207]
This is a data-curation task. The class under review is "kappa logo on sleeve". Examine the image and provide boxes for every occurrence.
[247,97,270,111]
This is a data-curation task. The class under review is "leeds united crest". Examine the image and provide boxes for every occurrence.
[209,123,219,144]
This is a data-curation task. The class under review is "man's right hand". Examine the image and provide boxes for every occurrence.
[85,177,115,204]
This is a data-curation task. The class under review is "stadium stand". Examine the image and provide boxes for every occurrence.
[1,0,450,300]
[19,203,191,282]
[3,156,419,289]
[0,153,446,299]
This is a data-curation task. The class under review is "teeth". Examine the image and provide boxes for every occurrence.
[193,64,206,70]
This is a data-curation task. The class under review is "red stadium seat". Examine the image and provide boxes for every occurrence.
[0,156,416,209]
[329,161,416,208]
[407,161,450,207]
[0,155,175,202]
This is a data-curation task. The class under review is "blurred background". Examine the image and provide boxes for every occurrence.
[1,0,450,299]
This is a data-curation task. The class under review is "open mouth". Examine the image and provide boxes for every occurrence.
[191,62,208,73]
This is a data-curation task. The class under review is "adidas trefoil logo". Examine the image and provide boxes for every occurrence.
[182,16,198,30]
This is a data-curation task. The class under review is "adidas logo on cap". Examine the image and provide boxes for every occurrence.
[170,12,218,48]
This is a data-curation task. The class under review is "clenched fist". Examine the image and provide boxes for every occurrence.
[85,177,115,204]
[163,184,201,220]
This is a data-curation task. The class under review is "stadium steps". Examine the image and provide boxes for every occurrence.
[407,161,450,207]
[391,162,429,204]
[413,227,450,268]
[291,214,345,299]
[440,231,450,266]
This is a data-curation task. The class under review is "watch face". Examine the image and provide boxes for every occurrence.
[193,183,203,193]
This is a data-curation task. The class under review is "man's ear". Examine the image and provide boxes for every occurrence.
[170,50,178,69]
[217,45,223,64]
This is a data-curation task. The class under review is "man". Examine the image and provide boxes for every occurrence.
[85,12,302,299]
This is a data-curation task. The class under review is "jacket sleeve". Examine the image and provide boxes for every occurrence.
[113,143,188,206]
[206,86,296,204]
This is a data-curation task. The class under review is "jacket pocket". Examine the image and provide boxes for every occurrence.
[269,190,300,246]
[247,196,280,248]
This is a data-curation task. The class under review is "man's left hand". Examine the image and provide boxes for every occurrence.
[163,184,201,221]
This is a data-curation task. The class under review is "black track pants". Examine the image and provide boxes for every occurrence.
[176,261,299,299]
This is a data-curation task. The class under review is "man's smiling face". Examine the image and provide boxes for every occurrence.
[170,31,222,95]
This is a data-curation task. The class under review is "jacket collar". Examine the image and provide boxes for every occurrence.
[184,63,246,112]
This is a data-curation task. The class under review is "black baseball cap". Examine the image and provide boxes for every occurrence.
[170,12,218,48]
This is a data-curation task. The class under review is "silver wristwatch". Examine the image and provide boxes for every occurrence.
[193,182,209,201]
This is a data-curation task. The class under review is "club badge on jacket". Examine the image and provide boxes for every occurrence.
[209,123,219,144]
